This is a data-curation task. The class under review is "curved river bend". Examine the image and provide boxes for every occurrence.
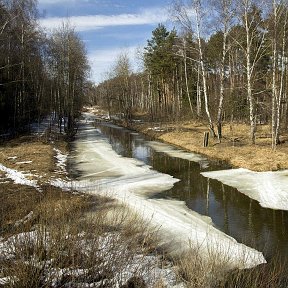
[69,117,288,263]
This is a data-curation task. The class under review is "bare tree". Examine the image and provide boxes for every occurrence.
[172,0,216,136]
[49,22,89,138]
[212,0,235,142]
[113,52,133,122]
[235,0,268,144]
[271,0,288,148]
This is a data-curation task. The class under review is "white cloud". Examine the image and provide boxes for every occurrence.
[38,0,71,3]
[39,8,169,31]
[88,46,143,83]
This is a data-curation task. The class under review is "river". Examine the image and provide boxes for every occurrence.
[68,114,288,266]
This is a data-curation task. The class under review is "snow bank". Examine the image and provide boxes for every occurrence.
[147,141,209,168]
[201,168,288,210]
[53,148,67,174]
[55,122,266,270]
[0,163,39,189]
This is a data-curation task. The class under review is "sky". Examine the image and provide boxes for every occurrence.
[38,0,173,84]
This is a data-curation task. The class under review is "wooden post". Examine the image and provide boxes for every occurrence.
[203,131,209,147]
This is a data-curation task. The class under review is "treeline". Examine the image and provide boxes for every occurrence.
[95,0,288,148]
[0,0,90,137]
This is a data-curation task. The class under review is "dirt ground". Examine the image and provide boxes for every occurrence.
[125,119,288,172]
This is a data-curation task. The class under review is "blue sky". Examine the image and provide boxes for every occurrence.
[38,0,172,84]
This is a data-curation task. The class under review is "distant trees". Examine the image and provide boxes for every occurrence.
[48,23,89,137]
[0,0,42,132]
[144,24,179,119]
[94,0,288,148]
[0,0,89,137]
[113,52,133,122]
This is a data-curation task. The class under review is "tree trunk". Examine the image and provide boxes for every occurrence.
[195,0,216,137]
[244,3,256,144]
[183,41,193,117]
[217,30,228,142]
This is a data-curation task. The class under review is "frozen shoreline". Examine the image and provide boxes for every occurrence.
[146,141,209,169]
[201,168,288,210]
[59,120,266,269]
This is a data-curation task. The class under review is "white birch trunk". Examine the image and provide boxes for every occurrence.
[244,1,256,144]
[183,40,194,117]
[195,0,216,137]
[196,63,202,116]
[271,0,278,149]
[275,8,287,146]
[217,30,228,142]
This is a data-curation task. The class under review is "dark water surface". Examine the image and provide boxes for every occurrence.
[77,122,288,261]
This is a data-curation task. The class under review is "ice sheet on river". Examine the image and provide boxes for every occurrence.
[59,123,266,269]
[147,141,209,169]
[201,168,288,210]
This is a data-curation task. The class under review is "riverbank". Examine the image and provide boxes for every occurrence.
[85,106,288,172]
[0,134,182,287]
[122,118,288,172]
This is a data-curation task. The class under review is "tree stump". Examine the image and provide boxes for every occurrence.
[203,131,209,147]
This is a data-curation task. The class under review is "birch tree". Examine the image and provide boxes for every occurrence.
[172,0,216,136]
[213,0,235,142]
[270,0,288,148]
[194,0,216,136]
[236,0,267,144]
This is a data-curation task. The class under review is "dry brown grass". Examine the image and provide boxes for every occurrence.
[0,183,39,235]
[0,136,74,236]
[0,185,169,287]
[0,136,68,183]
[175,248,288,288]
[128,120,288,171]
[0,136,176,287]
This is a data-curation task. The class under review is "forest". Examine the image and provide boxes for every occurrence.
[1,1,288,286]
[0,0,91,138]
[95,0,288,149]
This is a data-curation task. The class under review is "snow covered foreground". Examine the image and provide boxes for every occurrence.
[53,121,266,270]
[201,168,288,210]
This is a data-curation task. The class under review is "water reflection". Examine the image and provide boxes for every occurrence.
[92,123,288,260]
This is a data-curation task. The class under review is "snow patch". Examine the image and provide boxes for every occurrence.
[15,161,32,165]
[53,148,68,174]
[0,163,39,189]
[0,230,182,287]
[7,156,17,160]
[147,126,165,132]
[0,277,18,286]
[201,168,288,210]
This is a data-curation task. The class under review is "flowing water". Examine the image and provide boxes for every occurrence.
[70,120,288,261]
